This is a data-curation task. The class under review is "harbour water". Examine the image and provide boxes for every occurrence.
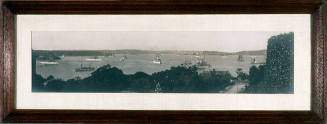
[35,54,265,81]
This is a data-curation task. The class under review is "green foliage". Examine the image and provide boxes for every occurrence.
[32,74,65,92]
[32,64,232,93]
[243,32,294,93]
[236,68,248,80]
[32,74,45,91]
[248,65,265,85]
[264,32,294,93]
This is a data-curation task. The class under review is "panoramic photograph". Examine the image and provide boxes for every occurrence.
[32,31,294,93]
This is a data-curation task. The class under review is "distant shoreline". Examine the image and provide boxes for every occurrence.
[32,49,267,56]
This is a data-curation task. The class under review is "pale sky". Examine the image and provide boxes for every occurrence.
[32,31,286,52]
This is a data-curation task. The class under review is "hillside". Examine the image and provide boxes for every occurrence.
[32,49,267,57]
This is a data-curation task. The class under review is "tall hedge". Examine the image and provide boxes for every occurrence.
[264,32,294,93]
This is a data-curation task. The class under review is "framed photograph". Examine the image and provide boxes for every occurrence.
[1,0,326,123]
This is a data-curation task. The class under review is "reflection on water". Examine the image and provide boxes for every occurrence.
[36,54,265,80]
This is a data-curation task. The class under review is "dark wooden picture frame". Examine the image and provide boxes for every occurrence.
[0,0,326,123]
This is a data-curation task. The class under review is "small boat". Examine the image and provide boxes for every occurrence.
[196,59,210,69]
[85,56,102,62]
[195,54,210,69]
[39,61,59,65]
[237,55,244,62]
[120,55,128,62]
[75,65,95,72]
[152,55,162,64]
[152,59,162,64]
[108,53,115,57]
[251,56,256,64]
[61,54,65,59]
[104,51,115,57]
[193,52,201,58]
[75,57,95,72]
[221,54,228,58]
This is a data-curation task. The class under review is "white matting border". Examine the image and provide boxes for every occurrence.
[16,15,311,110]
